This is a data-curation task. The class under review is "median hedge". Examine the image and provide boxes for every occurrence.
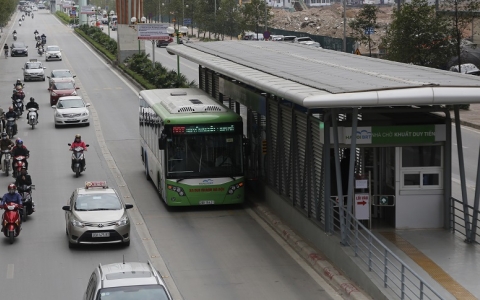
[74,24,194,89]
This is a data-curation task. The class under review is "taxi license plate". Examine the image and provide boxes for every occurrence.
[92,232,110,238]
[67,119,77,121]
[199,200,215,205]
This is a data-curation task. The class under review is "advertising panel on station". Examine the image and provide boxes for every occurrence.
[137,24,170,40]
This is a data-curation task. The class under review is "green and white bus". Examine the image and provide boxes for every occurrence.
[139,88,245,206]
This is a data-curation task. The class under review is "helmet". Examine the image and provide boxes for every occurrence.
[30,97,35,102]
[8,107,13,112]
[75,134,81,142]
[1,132,8,139]
[8,184,16,194]
[16,138,23,146]
[17,79,20,82]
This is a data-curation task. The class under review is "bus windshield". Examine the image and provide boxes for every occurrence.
[166,133,243,179]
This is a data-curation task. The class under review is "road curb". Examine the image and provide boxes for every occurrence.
[251,201,371,300]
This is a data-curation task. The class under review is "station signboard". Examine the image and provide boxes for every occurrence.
[137,24,170,40]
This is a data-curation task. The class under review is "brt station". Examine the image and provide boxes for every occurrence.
[167,41,480,298]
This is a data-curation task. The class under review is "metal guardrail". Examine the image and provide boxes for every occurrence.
[328,198,444,300]
[450,197,480,244]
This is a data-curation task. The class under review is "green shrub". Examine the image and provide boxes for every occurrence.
[55,11,71,24]
[75,25,195,88]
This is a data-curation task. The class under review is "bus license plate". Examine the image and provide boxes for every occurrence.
[92,232,110,238]
[199,200,215,205]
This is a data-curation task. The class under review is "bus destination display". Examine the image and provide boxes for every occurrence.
[172,124,236,134]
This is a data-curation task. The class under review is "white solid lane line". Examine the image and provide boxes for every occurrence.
[7,264,14,279]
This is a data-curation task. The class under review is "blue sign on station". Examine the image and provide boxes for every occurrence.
[183,18,191,25]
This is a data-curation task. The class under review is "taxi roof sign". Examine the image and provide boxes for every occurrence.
[85,181,108,189]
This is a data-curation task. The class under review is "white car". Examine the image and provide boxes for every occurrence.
[45,45,62,61]
[52,96,90,127]
[22,59,46,81]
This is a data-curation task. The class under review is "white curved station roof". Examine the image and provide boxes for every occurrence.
[167,41,480,108]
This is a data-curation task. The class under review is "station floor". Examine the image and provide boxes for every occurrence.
[369,105,480,300]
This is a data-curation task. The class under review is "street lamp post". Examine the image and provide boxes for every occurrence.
[161,3,164,23]
[107,10,113,37]
[140,16,146,54]
[167,25,188,87]
[131,17,139,54]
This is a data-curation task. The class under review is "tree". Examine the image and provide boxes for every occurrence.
[382,0,456,69]
[349,4,379,57]
[241,0,272,35]
[440,0,480,73]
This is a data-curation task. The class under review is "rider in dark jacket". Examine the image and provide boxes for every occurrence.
[25,97,39,121]
[0,132,14,168]
[11,139,29,170]
[4,107,17,136]
[15,167,32,194]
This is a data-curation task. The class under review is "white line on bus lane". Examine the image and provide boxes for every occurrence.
[62,37,184,300]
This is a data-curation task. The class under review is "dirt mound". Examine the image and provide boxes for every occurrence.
[270,4,394,53]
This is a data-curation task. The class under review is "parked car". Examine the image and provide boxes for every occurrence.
[22,59,46,81]
[294,37,314,43]
[299,41,322,48]
[48,78,79,105]
[449,63,480,76]
[156,37,173,47]
[10,42,28,57]
[45,45,62,61]
[270,35,284,41]
[83,261,173,300]
[52,96,90,127]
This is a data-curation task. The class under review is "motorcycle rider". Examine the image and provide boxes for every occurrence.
[13,30,17,35]
[5,107,18,136]
[15,167,32,195]
[70,134,87,170]
[40,33,46,45]
[0,133,14,170]
[13,78,24,89]
[1,184,23,228]
[25,97,39,122]
[34,30,38,35]
[3,43,8,56]
[11,139,29,170]
[31,13,34,19]
[35,40,43,50]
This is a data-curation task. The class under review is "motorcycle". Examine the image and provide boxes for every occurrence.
[0,202,22,244]
[18,185,35,221]
[12,99,23,117]
[68,144,89,177]
[21,15,25,21]
[19,21,22,26]
[4,48,8,58]
[37,46,44,56]
[5,118,16,138]
[12,156,27,178]
[27,108,38,129]
[13,33,17,41]
[31,14,34,19]
[2,150,11,176]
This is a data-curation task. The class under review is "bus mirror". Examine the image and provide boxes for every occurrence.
[159,136,167,150]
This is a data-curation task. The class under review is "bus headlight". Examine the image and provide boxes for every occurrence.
[167,185,186,196]
[228,182,244,194]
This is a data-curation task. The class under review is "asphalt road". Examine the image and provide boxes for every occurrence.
[0,10,341,300]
